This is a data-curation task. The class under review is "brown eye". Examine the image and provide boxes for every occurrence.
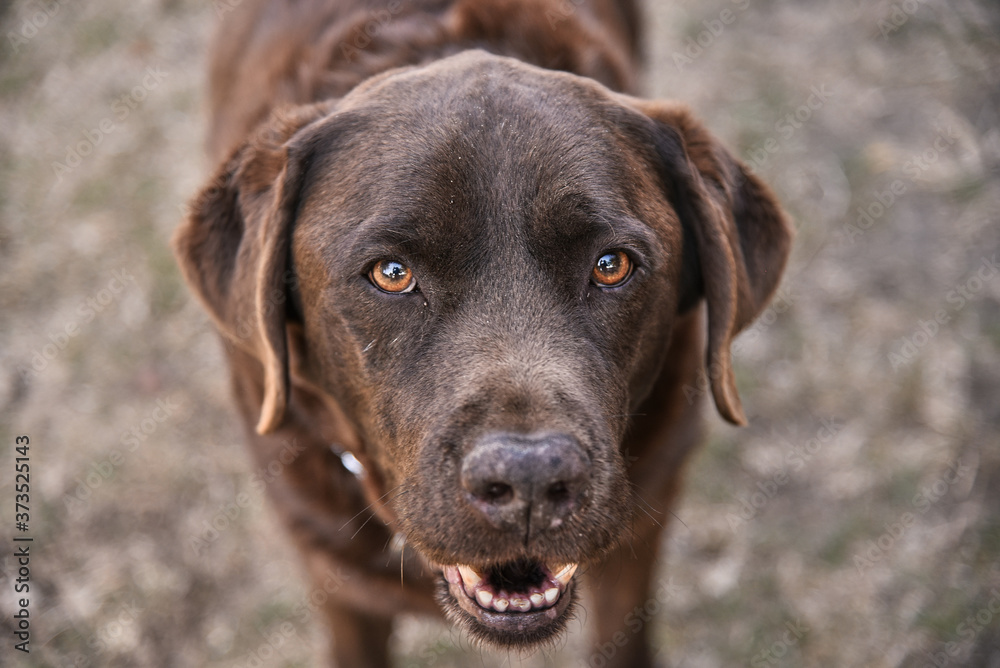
[592,251,633,287]
[370,260,416,293]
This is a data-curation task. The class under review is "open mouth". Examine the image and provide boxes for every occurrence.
[439,559,578,646]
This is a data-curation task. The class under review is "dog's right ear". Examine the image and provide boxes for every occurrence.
[625,100,794,426]
[173,102,336,435]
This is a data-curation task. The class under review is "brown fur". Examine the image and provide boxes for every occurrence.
[174,1,792,665]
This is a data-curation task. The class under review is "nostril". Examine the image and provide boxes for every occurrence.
[546,481,570,505]
[483,482,513,504]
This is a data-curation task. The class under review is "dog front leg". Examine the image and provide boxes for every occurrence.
[585,523,663,668]
[321,602,393,668]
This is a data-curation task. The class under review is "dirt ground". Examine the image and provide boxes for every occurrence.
[1,0,998,666]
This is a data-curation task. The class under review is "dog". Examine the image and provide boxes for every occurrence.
[173,0,793,665]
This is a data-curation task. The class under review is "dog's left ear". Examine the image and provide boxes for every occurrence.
[173,102,337,434]
[632,101,794,425]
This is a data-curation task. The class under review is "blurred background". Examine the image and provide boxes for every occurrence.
[1,0,998,666]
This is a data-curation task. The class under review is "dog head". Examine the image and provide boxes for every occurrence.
[174,51,792,646]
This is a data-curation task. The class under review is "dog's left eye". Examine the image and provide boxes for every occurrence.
[591,250,633,288]
[369,260,417,293]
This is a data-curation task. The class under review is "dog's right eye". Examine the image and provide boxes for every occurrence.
[591,250,633,288]
[369,260,417,293]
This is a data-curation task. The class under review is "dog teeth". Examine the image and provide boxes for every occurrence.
[449,562,574,613]
[477,589,494,607]
[510,596,531,612]
[552,563,578,586]
[458,565,483,590]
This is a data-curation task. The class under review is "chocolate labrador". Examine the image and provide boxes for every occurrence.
[173,0,793,665]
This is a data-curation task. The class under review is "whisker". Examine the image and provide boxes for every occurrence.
[635,503,663,529]
[383,530,406,567]
[629,485,665,530]
[339,484,404,531]
[627,515,639,560]
[621,510,657,555]
[635,493,663,515]
[351,489,408,540]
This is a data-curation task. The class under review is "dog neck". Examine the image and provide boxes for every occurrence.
[304,1,638,99]
[207,0,638,163]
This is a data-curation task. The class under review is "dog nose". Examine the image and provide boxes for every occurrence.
[460,433,590,533]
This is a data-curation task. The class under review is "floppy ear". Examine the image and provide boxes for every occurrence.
[173,102,335,434]
[634,101,794,425]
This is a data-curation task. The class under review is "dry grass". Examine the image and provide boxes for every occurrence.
[1,0,998,666]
